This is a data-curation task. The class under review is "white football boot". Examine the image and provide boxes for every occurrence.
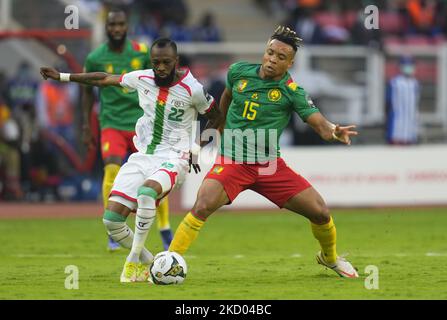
[316,251,359,278]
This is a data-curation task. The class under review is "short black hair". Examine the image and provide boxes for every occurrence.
[106,9,128,21]
[150,38,177,55]
[270,26,303,52]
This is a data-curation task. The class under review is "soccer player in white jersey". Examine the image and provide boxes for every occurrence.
[40,38,223,282]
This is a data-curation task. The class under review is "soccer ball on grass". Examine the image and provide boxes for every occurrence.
[150,251,187,285]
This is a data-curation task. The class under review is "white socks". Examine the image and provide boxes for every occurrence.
[103,218,154,264]
[127,194,156,263]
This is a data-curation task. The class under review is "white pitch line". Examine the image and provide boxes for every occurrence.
[291,253,302,258]
[425,252,447,257]
[233,254,245,259]
[394,253,409,257]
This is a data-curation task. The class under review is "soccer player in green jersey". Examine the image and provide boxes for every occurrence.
[169,26,360,278]
[82,10,173,251]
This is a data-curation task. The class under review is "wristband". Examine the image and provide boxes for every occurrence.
[60,73,71,82]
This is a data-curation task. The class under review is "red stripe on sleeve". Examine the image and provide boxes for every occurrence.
[203,100,216,113]
[179,81,192,96]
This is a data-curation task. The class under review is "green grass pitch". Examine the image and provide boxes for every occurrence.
[1,208,446,299]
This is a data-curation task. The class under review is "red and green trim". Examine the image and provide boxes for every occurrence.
[146,87,169,154]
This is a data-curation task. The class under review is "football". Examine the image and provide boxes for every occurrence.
[150,251,187,285]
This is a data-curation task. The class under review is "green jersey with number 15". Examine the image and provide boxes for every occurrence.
[221,61,320,163]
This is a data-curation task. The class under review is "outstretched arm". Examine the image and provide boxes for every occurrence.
[306,112,358,145]
[40,67,121,87]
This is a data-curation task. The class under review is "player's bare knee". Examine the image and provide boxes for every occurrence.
[193,198,216,219]
[142,180,162,196]
[106,200,130,216]
[311,204,331,225]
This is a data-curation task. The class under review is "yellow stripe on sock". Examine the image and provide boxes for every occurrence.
[311,216,337,264]
[169,212,204,255]
[156,198,170,230]
[103,163,121,208]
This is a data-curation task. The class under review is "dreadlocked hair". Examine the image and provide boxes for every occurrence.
[270,26,303,52]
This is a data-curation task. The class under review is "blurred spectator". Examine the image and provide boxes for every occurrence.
[162,0,189,26]
[154,0,192,42]
[406,0,441,37]
[0,71,9,105]
[284,7,326,44]
[0,102,23,200]
[26,128,62,202]
[254,0,286,19]
[16,101,38,197]
[7,62,39,116]
[133,10,160,41]
[435,0,447,37]
[193,12,222,42]
[35,76,78,147]
[160,21,193,42]
[386,56,420,145]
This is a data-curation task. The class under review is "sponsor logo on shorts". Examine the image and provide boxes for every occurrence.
[212,166,224,175]
[161,162,174,169]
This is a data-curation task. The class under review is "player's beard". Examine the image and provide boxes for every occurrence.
[154,68,176,87]
[107,33,126,49]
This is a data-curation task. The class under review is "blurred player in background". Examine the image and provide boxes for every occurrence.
[82,9,173,251]
[41,38,221,282]
[169,26,360,278]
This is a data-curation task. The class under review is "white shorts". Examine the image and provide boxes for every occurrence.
[109,152,189,211]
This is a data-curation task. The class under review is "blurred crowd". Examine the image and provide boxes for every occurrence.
[1,0,444,202]
[257,0,447,46]
[0,62,102,202]
[102,0,223,42]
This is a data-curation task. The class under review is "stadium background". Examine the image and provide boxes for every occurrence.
[0,0,446,300]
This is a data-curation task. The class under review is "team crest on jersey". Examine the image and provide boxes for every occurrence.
[131,58,142,70]
[268,89,282,102]
[251,93,259,100]
[212,166,224,175]
[237,80,248,92]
